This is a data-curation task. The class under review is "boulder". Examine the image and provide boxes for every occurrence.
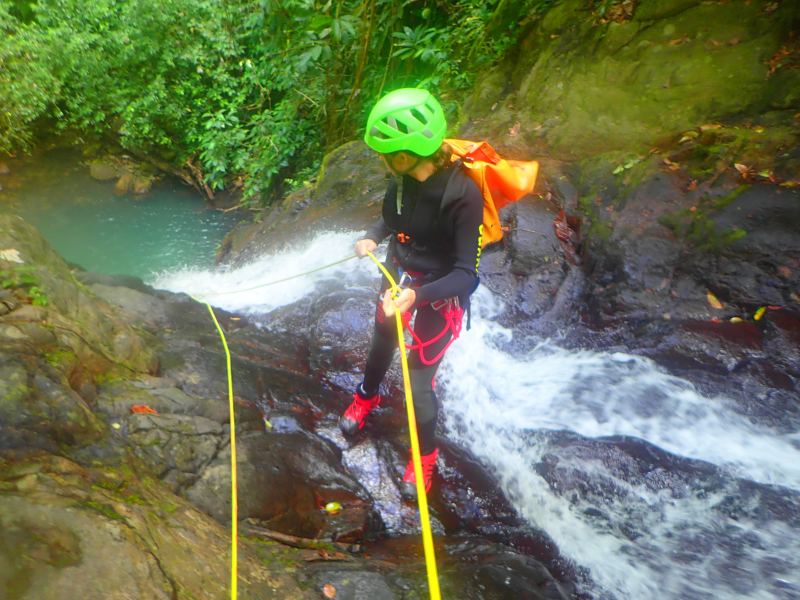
[133,174,153,195]
[187,429,378,541]
[89,159,117,181]
[114,171,135,194]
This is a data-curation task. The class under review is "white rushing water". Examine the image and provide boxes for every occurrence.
[153,231,800,600]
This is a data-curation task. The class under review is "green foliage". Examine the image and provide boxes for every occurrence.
[0,265,49,305]
[1,0,558,206]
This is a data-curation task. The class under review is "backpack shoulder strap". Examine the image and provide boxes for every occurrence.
[440,159,470,213]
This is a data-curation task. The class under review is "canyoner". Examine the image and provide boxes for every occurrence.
[339,87,539,498]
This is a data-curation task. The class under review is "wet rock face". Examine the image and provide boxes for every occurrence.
[187,429,378,541]
[565,165,800,425]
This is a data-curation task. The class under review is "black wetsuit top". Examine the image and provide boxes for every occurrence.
[364,160,484,308]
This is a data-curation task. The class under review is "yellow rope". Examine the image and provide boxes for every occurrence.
[189,249,441,600]
[366,251,442,600]
[201,301,238,600]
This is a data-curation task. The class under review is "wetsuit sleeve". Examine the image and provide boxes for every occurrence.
[413,183,483,306]
[364,218,393,244]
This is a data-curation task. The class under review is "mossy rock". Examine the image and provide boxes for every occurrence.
[88,159,117,181]
[0,215,157,373]
[0,454,311,600]
[218,141,386,266]
[462,0,796,160]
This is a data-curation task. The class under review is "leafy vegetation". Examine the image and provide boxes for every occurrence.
[0,265,49,305]
[1,0,557,205]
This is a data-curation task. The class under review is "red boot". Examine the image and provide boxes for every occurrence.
[399,448,438,501]
[338,389,380,436]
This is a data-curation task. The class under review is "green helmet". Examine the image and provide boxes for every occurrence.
[364,88,447,156]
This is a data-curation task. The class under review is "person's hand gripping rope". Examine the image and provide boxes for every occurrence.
[355,239,416,318]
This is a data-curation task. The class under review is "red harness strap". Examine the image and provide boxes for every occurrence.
[390,260,463,366]
[402,299,463,366]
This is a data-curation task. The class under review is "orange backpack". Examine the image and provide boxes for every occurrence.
[446,139,539,247]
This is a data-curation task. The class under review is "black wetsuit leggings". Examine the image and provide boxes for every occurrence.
[361,292,454,456]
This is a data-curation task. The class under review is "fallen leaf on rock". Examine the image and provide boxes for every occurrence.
[792,292,800,304]
[509,122,521,137]
[131,405,158,414]
[764,2,778,13]
[491,102,497,111]
[687,180,697,191]
[734,163,750,175]
[0,248,23,263]
[323,584,336,598]
[730,317,745,323]
[690,206,697,211]
[669,164,681,171]
[663,157,674,165]
[669,38,689,46]
[754,307,766,321]
[730,37,741,46]
[317,548,329,560]
[707,292,724,310]
[780,180,800,188]
[700,123,723,131]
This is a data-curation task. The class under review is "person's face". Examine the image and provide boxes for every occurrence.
[379,152,415,176]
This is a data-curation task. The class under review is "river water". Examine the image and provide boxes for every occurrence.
[155,230,800,600]
[0,151,241,278]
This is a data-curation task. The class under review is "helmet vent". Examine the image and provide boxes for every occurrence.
[383,116,408,134]
[421,128,435,139]
[410,108,428,125]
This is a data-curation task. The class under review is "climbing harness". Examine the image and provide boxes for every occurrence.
[403,298,463,366]
[391,264,464,367]
[190,249,442,600]
[367,250,442,600]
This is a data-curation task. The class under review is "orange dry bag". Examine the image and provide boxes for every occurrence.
[446,139,539,247]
